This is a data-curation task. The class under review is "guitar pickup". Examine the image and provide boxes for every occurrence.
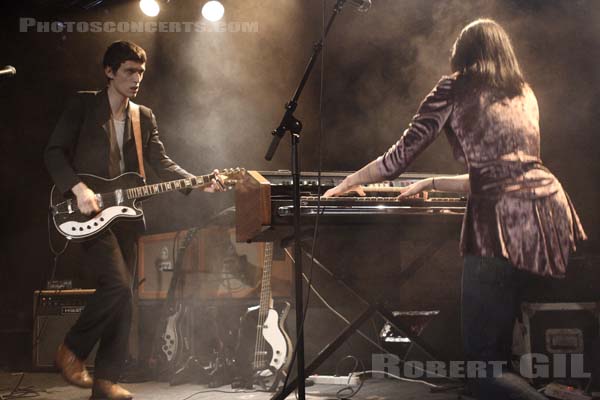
[115,189,123,205]
[50,200,73,215]
[95,194,104,209]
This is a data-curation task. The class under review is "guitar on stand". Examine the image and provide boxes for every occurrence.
[149,228,199,380]
[234,242,293,391]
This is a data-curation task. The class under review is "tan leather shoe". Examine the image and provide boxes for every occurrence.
[90,379,133,400]
[55,343,93,388]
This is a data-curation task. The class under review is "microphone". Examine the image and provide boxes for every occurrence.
[347,0,372,12]
[0,66,16,77]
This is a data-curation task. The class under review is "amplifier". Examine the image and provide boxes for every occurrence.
[137,230,200,299]
[520,302,599,383]
[32,289,98,369]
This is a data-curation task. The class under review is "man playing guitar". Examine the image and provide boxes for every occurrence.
[44,40,225,400]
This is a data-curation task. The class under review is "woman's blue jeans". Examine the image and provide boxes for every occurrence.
[462,255,549,400]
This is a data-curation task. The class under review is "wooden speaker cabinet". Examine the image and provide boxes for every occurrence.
[137,227,292,300]
[137,230,200,300]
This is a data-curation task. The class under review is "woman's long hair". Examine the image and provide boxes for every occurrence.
[451,19,525,97]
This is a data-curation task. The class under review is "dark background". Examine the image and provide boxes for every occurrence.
[0,0,599,370]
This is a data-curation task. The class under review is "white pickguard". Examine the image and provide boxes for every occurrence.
[162,307,182,362]
[58,206,139,240]
[262,308,287,370]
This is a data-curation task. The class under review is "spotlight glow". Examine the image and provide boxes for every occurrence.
[140,0,160,17]
[202,1,225,22]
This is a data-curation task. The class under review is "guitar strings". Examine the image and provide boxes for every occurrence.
[261,243,273,368]
[255,242,274,370]
[254,243,267,369]
[254,246,264,369]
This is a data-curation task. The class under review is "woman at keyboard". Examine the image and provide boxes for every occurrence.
[324,18,586,400]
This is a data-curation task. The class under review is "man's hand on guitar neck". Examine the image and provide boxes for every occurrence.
[202,168,227,193]
[72,182,101,215]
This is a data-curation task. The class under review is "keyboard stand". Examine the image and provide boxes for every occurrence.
[271,241,452,400]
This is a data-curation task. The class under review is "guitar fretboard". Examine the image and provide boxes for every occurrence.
[254,242,274,369]
[126,175,212,200]
[258,242,274,322]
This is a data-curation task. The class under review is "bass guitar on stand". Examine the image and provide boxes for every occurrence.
[235,242,293,391]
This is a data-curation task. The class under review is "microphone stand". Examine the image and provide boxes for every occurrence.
[264,1,351,399]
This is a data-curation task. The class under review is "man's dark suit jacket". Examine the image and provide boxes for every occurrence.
[45,89,192,196]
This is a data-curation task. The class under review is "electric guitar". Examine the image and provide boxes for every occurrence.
[235,242,292,391]
[49,168,244,241]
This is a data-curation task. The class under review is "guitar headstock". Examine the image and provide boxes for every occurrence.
[219,167,246,189]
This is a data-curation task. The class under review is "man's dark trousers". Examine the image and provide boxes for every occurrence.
[64,223,138,382]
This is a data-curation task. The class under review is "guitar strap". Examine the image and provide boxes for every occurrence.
[129,102,146,179]
[128,101,145,361]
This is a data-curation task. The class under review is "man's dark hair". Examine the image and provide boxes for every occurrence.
[102,41,147,80]
[450,19,524,98]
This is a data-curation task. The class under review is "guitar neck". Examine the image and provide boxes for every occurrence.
[165,228,199,308]
[258,242,274,317]
[126,174,213,200]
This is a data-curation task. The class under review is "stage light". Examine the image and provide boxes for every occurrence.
[201,1,224,22]
[140,0,160,17]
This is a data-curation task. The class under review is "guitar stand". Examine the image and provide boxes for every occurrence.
[169,306,237,388]
[170,356,209,386]
[271,244,453,400]
[206,353,236,388]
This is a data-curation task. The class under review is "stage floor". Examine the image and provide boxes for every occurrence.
[0,372,466,400]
